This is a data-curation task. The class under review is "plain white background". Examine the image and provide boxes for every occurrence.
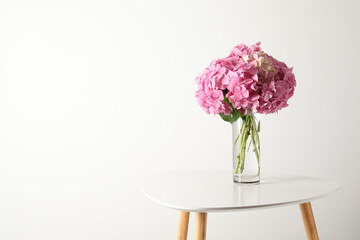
[0,0,359,239]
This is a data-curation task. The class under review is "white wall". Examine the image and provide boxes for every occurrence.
[0,0,359,239]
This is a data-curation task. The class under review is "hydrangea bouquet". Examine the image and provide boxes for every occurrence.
[195,42,296,183]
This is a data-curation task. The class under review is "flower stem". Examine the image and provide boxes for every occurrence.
[249,115,261,176]
[234,114,261,175]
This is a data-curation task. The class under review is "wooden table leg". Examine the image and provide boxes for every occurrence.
[177,211,190,240]
[299,202,319,240]
[194,212,207,240]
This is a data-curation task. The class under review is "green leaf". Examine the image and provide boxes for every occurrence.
[219,111,241,123]
[219,96,244,123]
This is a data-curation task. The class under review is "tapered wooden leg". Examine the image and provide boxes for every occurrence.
[194,212,207,240]
[177,211,190,240]
[300,202,319,240]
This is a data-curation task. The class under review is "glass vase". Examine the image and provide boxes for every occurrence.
[232,114,261,183]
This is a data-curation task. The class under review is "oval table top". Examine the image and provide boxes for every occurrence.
[142,170,340,212]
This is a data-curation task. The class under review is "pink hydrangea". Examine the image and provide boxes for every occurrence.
[195,60,234,115]
[226,71,259,111]
[256,55,296,114]
[195,42,296,117]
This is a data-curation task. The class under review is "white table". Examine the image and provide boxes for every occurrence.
[142,170,339,240]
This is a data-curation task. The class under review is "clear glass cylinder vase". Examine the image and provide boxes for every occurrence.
[232,114,261,183]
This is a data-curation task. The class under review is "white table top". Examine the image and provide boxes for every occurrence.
[142,170,339,212]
